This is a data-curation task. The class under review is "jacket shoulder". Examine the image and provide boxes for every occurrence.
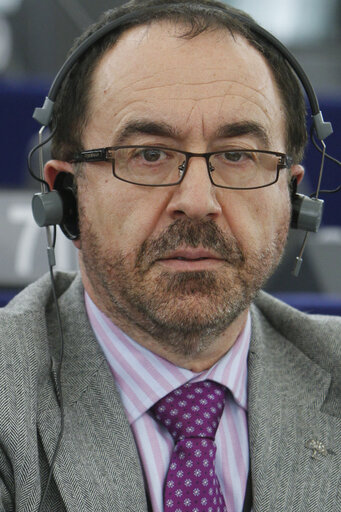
[253,291,341,371]
[0,269,81,376]
[2,270,79,314]
[0,270,82,386]
[0,271,80,360]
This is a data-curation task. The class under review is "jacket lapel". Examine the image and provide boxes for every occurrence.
[37,275,148,512]
[248,302,340,511]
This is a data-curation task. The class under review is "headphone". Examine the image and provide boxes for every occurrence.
[32,171,79,239]
[30,5,334,243]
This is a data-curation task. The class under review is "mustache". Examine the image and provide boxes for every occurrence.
[135,219,245,271]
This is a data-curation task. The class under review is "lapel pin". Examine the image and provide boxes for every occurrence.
[305,439,336,460]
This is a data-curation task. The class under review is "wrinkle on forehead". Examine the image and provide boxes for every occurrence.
[120,76,274,108]
[93,22,277,98]
[99,54,275,99]
[96,74,279,127]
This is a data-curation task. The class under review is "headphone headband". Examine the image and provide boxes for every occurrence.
[32,3,332,140]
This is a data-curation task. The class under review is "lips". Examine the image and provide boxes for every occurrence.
[159,248,224,262]
[154,248,226,271]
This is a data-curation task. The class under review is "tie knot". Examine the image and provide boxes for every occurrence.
[151,380,226,442]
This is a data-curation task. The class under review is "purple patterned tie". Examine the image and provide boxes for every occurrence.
[151,380,227,512]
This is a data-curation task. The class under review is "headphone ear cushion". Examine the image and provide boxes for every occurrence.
[290,175,324,232]
[290,176,300,229]
[54,172,80,240]
[290,176,298,199]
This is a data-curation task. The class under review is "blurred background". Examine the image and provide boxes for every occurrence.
[0,0,341,312]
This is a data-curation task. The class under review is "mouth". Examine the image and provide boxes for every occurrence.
[156,248,225,271]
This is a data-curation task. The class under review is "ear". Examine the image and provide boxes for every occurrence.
[44,160,74,190]
[290,164,304,185]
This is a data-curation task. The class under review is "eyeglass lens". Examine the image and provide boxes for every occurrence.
[112,147,281,188]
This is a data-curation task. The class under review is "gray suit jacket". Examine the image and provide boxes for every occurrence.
[0,271,340,511]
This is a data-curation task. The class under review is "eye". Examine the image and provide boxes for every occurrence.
[222,151,253,163]
[134,148,166,163]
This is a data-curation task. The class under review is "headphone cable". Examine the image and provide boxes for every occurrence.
[309,125,341,196]
[38,236,66,511]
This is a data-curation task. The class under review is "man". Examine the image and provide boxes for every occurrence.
[0,1,340,511]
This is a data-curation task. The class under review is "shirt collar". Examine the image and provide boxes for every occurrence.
[85,292,250,424]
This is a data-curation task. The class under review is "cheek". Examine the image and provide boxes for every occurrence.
[78,179,173,254]
[220,185,290,252]
[258,183,291,241]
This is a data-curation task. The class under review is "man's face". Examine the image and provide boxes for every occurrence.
[64,22,303,357]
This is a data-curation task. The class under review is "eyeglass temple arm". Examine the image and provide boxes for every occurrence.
[71,148,108,162]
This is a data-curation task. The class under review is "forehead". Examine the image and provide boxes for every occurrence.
[86,21,285,148]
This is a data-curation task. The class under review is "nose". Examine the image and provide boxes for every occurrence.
[166,156,222,220]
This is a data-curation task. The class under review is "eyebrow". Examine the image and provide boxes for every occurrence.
[216,121,270,149]
[113,120,181,146]
[113,119,270,148]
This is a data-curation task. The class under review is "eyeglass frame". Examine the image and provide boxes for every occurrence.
[70,145,293,190]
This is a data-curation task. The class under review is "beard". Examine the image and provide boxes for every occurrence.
[80,215,289,357]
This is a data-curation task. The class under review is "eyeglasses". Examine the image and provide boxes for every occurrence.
[71,146,292,190]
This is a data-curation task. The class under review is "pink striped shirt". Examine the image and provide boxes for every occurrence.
[85,293,250,512]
